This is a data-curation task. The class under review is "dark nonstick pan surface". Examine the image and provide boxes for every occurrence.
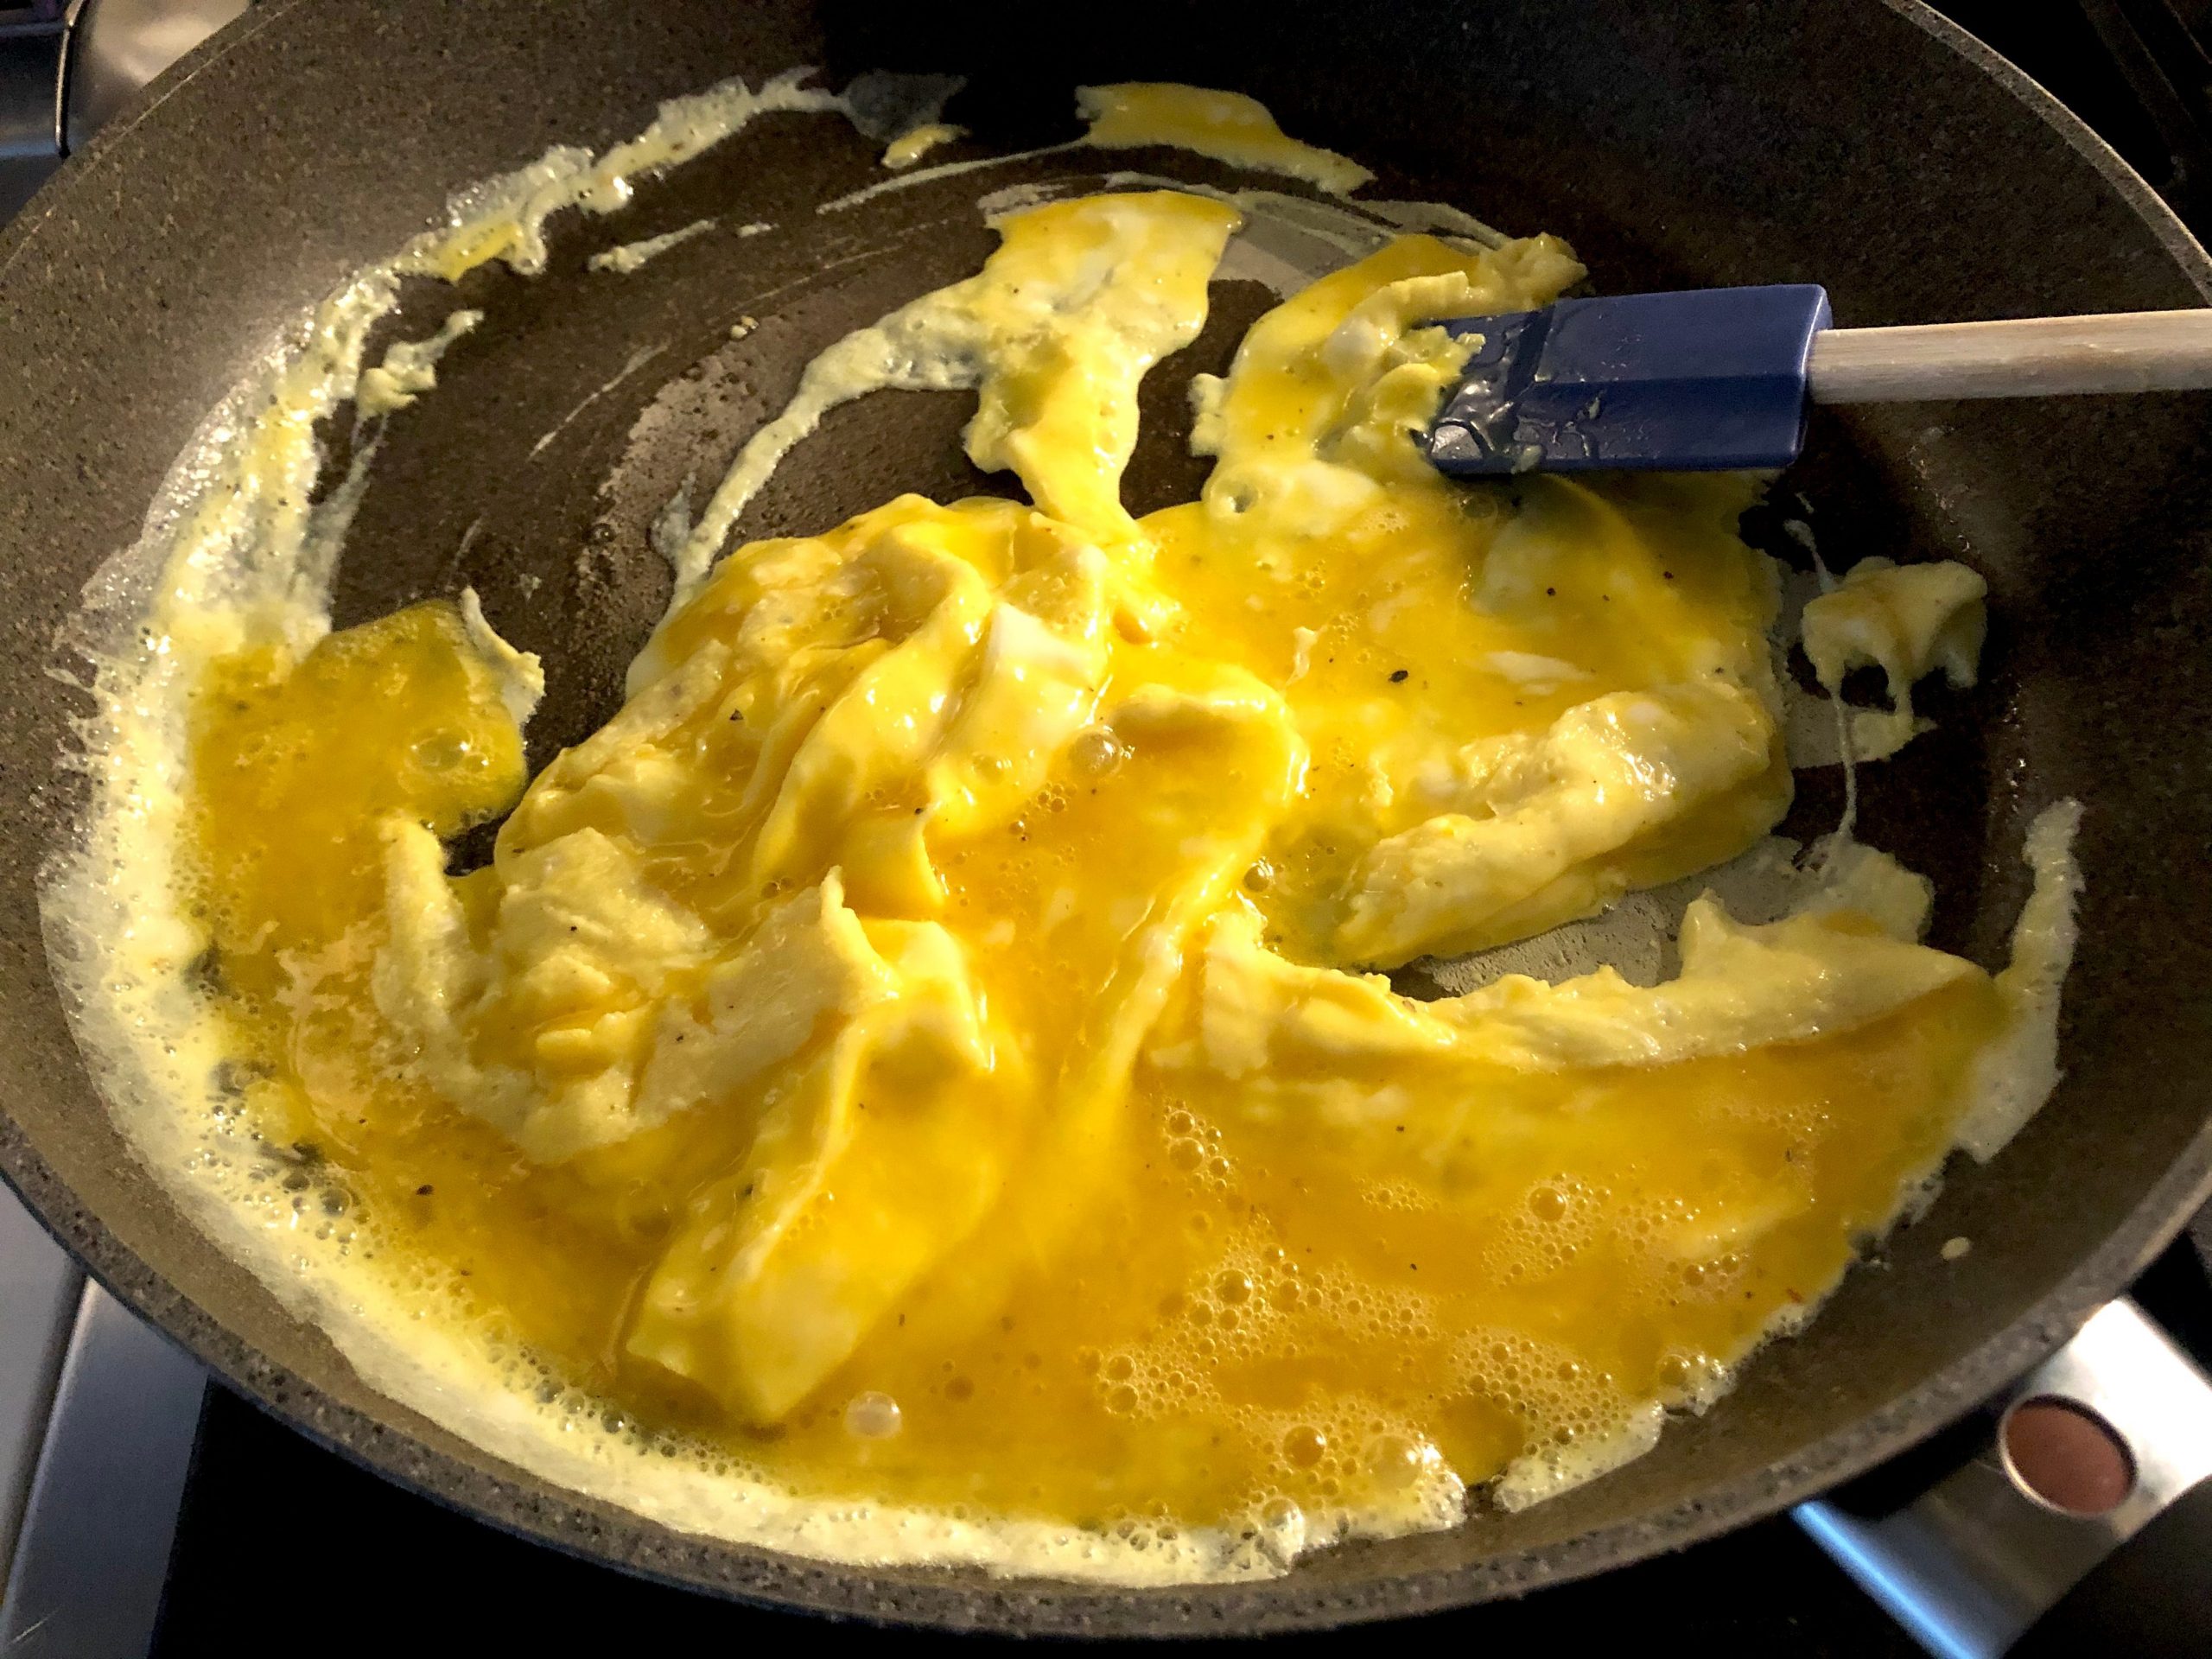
[2,0,2210,1635]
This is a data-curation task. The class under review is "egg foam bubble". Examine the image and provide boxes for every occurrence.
[41,73,2081,1588]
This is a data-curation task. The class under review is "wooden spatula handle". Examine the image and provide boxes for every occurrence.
[1807,308,2212,402]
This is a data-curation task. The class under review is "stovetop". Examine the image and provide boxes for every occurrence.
[1,4,2209,1655]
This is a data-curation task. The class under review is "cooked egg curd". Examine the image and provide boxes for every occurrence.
[57,79,2080,1580]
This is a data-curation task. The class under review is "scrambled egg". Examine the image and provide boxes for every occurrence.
[882,122,964,170]
[1076,83,1373,194]
[95,83,2076,1567]
[1802,556,1988,760]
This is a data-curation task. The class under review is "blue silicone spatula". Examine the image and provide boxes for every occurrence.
[1425,284,2212,475]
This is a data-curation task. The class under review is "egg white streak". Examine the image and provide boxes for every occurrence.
[35,66,2089,1589]
[1956,798,2086,1161]
[456,587,545,727]
[587,217,717,275]
[811,141,1088,217]
[528,340,670,461]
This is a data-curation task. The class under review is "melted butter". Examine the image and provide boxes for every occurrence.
[50,82,2085,1586]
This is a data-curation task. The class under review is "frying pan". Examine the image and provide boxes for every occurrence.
[1,0,2209,1638]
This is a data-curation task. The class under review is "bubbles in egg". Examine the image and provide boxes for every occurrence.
[845,1391,904,1440]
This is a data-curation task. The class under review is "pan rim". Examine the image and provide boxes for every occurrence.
[0,0,2209,1634]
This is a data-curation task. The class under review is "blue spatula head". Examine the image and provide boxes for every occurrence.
[1425,283,1833,476]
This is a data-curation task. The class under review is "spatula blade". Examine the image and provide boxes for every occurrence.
[1426,283,1832,476]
